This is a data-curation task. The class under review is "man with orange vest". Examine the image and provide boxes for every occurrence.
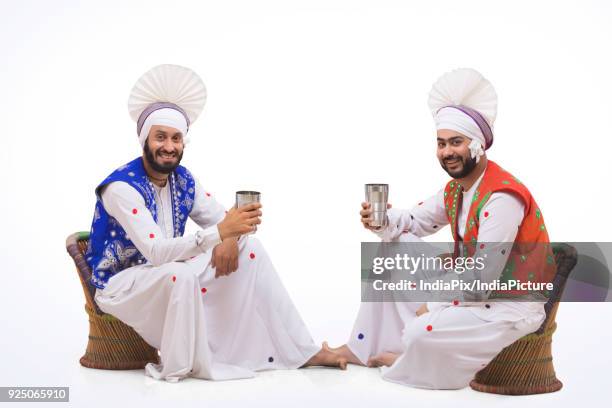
[325,68,556,389]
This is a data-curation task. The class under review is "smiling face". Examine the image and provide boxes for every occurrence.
[436,129,478,179]
[143,125,184,174]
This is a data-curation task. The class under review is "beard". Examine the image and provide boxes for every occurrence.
[143,141,183,174]
[440,153,478,178]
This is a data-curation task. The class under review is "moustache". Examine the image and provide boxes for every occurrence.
[156,150,177,156]
[443,156,462,163]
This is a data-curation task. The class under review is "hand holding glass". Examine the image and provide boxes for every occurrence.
[236,191,261,235]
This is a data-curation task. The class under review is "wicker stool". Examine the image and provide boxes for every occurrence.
[66,231,159,370]
[470,243,578,395]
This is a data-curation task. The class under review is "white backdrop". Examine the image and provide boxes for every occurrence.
[1,0,611,406]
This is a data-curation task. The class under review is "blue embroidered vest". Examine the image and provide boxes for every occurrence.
[85,157,196,289]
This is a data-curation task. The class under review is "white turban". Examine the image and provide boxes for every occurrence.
[128,64,207,148]
[435,106,486,147]
[138,108,189,148]
[428,68,498,163]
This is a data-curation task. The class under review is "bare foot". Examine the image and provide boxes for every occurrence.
[321,341,364,366]
[367,351,400,368]
[303,345,347,370]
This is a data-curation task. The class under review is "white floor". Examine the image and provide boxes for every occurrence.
[1,303,608,408]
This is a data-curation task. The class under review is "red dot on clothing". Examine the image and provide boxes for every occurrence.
[484,211,489,218]
[480,244,485,249]
[149,233,155,239]
[249,252,256,259]
[206,192,211,197]
[172,276,176,282]
[132,208,138,214]
[453,300,459,306]
[201,287,207,294]
[426,325,433,332]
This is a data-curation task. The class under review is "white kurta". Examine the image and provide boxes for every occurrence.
[348,171,546,389]
[94,177,319,382]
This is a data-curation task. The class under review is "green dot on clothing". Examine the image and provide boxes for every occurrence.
[502,180,510,185]
[540,224,546,231]
[536,209,541,219]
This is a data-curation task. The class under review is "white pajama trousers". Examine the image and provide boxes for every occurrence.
[347,300,544,389]
[95,237,319,382]
[347,233,546,389]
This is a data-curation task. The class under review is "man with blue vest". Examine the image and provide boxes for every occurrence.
[86,64,346,382]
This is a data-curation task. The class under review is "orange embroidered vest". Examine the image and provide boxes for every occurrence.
[443,160,556,297]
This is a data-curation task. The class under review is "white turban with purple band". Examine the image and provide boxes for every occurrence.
[428,68,498,163]
[128,64,207,148]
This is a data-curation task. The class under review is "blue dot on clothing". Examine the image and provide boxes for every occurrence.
[268,356,274,363]
[358,333,364,340]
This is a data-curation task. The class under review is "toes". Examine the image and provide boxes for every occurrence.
[367,356,382,367]
[322,341,335,352]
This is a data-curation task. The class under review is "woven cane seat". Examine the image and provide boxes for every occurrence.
[470,243,578,395]
[66,232,159,370]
